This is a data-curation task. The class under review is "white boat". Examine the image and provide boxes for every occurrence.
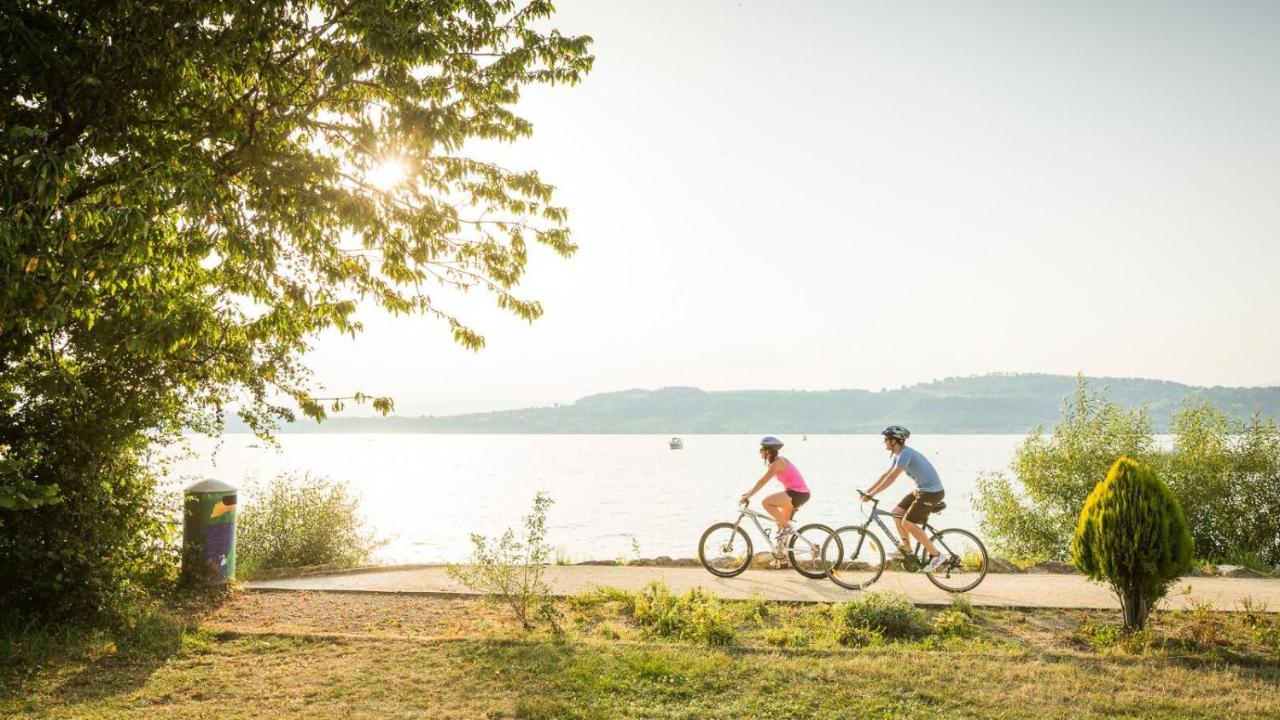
[669,437,684,450]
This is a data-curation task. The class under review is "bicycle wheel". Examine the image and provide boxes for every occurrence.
[925,528,988,593]
[821,526,886,590]
[786,523,839,579]
[698,522,753,578]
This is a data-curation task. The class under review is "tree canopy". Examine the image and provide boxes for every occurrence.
[0,0,592,620]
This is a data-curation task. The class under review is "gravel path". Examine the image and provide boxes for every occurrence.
[249,565,1280,611]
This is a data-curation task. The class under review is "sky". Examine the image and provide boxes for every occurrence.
[306,0,1280,416]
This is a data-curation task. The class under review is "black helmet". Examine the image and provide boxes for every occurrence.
[759,436,784,449]
[881,425,911,441]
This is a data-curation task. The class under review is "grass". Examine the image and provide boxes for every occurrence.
[3,589,1278,719]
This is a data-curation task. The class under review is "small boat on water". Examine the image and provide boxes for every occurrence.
[802,434,808,441]
[669,437,684,450]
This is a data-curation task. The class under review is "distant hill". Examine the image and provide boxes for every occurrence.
[228,374,1280,434]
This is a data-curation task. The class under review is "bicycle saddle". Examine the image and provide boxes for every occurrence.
[929,501,947,513]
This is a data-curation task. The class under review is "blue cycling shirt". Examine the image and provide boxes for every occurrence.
[892,445,944,492]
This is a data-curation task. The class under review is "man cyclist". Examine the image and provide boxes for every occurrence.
[860,426,949,572]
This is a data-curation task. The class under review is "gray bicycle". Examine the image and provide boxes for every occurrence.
[698,500,839,579]
[820,491,988,592]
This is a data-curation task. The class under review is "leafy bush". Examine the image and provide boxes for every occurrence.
[977,378,1280,566]
[838,592,926,640]
[949,593,974,618]
[1072,457,1193,630]
[931,610,978,639]
[236,473,384,576]
[632,582,736,646]
[975,377,1155,562]
[0,424,180,625]
[448,493,558,631]
[1161,402,1280,567]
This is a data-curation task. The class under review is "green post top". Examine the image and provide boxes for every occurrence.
[185,478,237,494]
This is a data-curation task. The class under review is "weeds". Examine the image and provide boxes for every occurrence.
[838,592,926,640]
[632,582,736,646]
[447,492,560,632]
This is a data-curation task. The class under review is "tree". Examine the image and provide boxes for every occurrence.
[1072,457,1193,630]
[0,0,592,621]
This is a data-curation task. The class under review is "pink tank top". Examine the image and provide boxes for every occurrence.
[776,458,809,493]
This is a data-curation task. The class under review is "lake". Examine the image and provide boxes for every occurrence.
[164,434,1028,563]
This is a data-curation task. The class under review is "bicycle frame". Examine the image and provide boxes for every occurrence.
[849,498,941,561]
[730,504,821,553]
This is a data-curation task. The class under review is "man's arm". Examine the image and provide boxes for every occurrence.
[864,467,905,497]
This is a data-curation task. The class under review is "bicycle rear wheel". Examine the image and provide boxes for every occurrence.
[925,528,988,593]
[821,527,886,590]
[698,522,753,578]
[786,523,839,579]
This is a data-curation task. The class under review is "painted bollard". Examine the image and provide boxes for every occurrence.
[182,478,238,586]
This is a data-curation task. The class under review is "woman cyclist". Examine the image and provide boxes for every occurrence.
[740,436,810,548]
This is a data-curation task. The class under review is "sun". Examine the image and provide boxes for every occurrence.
[366,157,407,192]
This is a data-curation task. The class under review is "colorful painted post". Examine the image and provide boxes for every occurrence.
[182,478,238,586]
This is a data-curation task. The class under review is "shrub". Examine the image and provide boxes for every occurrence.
[1072,457,1193,630]
[632,582,736,646]
[447,492,558,631]
[976,379,1280,567]
[236,473,384,576]
[0,428,179,625]
[838,592,926,640]
[1161,402,1280,567]
[975,377,1156,562]
[931,610,977,639]
[949,593,974,618]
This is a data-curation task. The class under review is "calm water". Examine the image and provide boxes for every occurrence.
[164,434,1026,563]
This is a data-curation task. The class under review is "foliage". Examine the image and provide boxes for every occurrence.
[977,378,1280,566]
[447,492,558,631]
[948,592,974,618]
[1160,401,1280,566]
[631,582,736,646]
[975,376,1156,562]
[1072,457,1193,630]
[0,0,591,622]
[0,433,179,624]
[235,473,384,577]
[930,610,978,639]
[837,592,926,640]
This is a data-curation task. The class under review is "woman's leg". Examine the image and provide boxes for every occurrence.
[762,491,795,530]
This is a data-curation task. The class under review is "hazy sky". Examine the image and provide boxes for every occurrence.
[307,0,1280,415]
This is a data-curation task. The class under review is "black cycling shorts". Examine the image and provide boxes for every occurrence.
[785,490,810,512]
[895,490,944,524]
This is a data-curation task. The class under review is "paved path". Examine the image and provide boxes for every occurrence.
[249,565,1280,611]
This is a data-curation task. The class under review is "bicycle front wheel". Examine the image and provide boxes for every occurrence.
[786,523,838,579]
[925,528,988,593]
[822,527,886,590]
[698,522,753,578]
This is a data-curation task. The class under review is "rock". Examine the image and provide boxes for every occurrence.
[1188,566,1215,577]
[576,560,618,566]
[1026,560,1078,574]
[986,557,1021,574]
[751,552,779,569]
[1217,565,1268,578]
[672,558,701,567]
[652,556,675,567]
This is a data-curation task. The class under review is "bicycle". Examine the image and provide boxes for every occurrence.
[820,491,988,592]
[698,500,840,579]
